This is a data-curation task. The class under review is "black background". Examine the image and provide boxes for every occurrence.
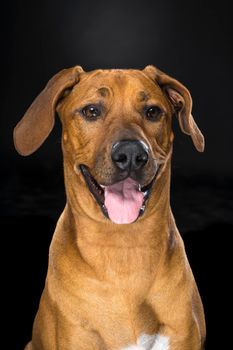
[1,0,232,349]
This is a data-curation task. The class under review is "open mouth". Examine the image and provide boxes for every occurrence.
[80,165,159,224]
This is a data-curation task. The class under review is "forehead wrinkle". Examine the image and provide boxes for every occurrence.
[96,86,111,98]
[137,90,151,102]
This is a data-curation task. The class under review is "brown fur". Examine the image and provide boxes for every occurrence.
[14,65,206,350]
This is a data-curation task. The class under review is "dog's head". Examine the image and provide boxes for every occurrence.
[14,65,204,224]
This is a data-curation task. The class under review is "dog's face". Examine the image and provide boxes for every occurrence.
[58,69,173,224]
[14,65,204,224]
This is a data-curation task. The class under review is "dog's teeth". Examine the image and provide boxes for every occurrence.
[100,185,105,189]
[138,184,142,191]
[140,205,146,212]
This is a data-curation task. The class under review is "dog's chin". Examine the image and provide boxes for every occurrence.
[79,165,159,224]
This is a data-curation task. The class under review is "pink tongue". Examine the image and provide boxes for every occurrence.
[104,178,144,224]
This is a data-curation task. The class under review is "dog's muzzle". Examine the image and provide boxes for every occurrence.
[79,139,161,225]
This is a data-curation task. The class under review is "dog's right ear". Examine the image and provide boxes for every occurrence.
[13,65,84,156]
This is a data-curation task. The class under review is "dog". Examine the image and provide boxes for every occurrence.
[14,65,206,350]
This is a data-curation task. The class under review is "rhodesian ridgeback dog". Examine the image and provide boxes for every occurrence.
[14,65,206,350]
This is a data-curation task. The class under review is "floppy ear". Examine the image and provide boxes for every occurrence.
[13,65,84,156]
[143,65,204,152]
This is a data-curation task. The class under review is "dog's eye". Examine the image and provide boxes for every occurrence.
[145,106,163,121]
[81,105,101,120]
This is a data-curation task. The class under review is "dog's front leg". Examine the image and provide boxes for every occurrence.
[146,282,205,350]
[147,322,203,350]
[28,288,108,350]
[30,316,108,350]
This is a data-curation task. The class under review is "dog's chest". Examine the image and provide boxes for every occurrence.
[77,245,158,317]
[72,269,159,345]
[49,239,161,346]
[79,242,160,283]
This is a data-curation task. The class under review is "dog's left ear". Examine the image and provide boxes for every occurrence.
[143,65,204,152]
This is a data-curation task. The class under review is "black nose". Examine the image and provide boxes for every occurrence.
[111,140,149,172]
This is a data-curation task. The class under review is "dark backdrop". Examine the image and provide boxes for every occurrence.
[1,1,232,349]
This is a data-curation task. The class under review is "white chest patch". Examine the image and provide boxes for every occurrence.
[121,333,169,350]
